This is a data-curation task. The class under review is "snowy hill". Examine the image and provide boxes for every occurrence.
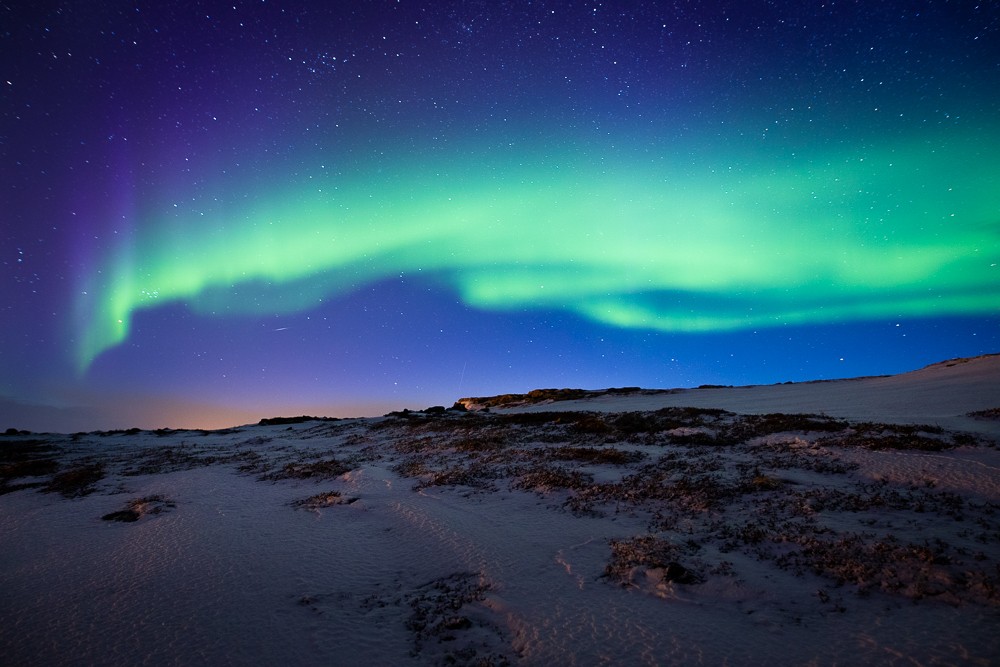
[2,356,998,665]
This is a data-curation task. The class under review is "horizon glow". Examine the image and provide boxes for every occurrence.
[74,128,1000,373]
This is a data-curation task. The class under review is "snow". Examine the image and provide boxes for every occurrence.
[1,356,998,666]
[504,354,1000,432]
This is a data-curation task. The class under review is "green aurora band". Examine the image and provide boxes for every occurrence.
[74,131,1000,373]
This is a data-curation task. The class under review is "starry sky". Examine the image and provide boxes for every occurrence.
[2,1,998,432]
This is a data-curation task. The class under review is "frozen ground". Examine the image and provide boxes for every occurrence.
[1,355,998,666]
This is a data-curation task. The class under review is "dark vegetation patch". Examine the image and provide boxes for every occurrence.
[459,388,593,409]
[95,427,144,436]
[568,415,614,435]
[0,439,60,463]
[604,535,703,586]
[297,571,510,665]
[270,457,352,480]
[43,463,105,497]
[457,386,678,410]
[258,415,340,426]
[233,449,269,475]
[121,444,224,476]
[102,494,175,522]
[291,490,358,509]
[781,482,977,521]
[558,456,789,517]
[745,472,784,491]
[450,433,511,452]
[1,457,58,481]
[646,474,1000,605]
[775,534,1000,605]
[395,458,504,491]
[494,411,595,428]
[1,439,61,493]
[819,422,955,451]
[720,413,849,441]
[609,412,664,435]
[393,458,432,479]
[375,409,486,431]
[546,446,644,465]
[610,407,730,437]
[306,572,507,664]
[401,572,505,662]
[513,466,593,493]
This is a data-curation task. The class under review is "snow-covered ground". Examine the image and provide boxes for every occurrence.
[2,356,998,666]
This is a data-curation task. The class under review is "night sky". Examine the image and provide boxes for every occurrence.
[2,1,998,432]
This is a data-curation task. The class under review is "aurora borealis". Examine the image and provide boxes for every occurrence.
[3,1,999,431]
[77,132,999,371]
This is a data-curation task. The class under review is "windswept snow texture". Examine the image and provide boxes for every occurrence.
[2,357,999,666]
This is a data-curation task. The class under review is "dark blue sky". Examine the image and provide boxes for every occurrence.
[2,1,998,431]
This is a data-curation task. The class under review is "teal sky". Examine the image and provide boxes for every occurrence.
[75,124,999,372]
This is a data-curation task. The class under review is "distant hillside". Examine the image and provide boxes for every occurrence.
[456,353,1000,414]
[456,386,684,411]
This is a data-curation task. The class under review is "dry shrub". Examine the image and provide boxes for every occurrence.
[102,494,175,522]
[722,413,848,442]
[612,412,662,435]
[514,466,593,492]
[605,535,702,586]
[44,463,104,497]
[291,490,357,509]
[258,415,339,426]
[0,439,61,494]
[1,458,58,482]
[569,415,612,435]
[451,432,510,452]
[273,458,351,480]
[122,445,220,476]
[547,446,643,465]
[776,534,1000,604]
[414,462,501,491]
[819,421,953,451]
